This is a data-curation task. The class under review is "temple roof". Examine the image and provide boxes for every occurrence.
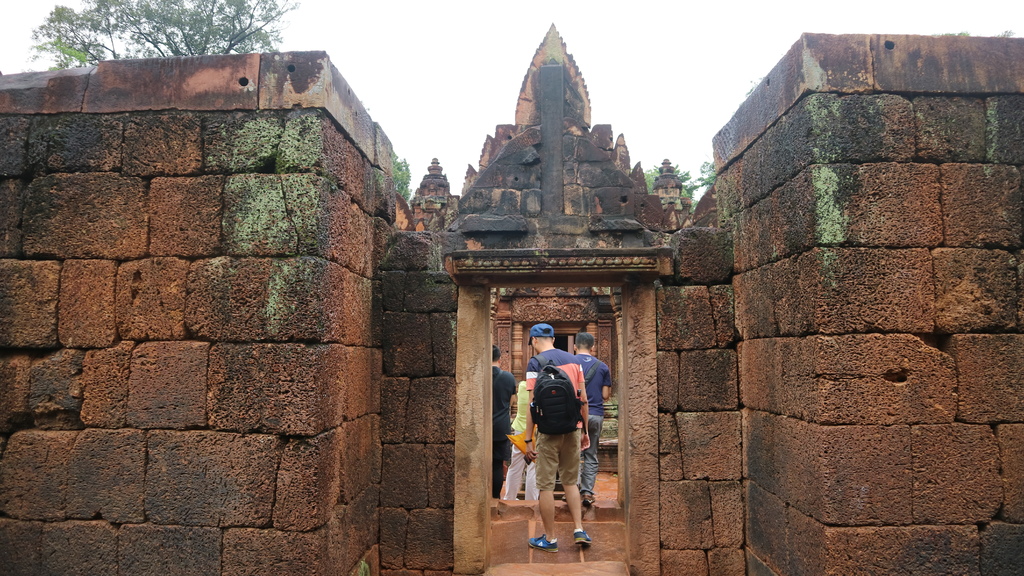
[514,24,591,129]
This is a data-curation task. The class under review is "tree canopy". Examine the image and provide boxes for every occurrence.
[33,0,298,68]
[391,153,412,201]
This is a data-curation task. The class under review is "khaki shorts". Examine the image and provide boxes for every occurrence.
[535,429,581,492]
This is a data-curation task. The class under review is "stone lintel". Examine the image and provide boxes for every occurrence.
[713,33,1024,170]
[444,247,673,287]
[0,51,390,169]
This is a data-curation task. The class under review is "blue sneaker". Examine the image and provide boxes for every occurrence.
[574,529,592,546]
[528,534,558,553]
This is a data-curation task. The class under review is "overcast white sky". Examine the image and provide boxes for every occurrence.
[2,0,1021,198]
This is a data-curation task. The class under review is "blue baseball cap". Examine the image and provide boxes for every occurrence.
[529,323,555,338]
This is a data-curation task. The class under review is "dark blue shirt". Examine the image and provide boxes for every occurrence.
[575,354,611,416]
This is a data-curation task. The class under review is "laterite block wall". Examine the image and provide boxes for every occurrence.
[716,34,1024,575]
[0,52,394,576]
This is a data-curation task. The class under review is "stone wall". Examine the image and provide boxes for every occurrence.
[656,227,743,575]
[0,52,394,576]
[717,34,1024,575]
[378,232,458,575]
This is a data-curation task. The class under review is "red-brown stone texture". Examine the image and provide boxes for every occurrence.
[149,176,224,257]
[127,341,209,429]
[59,259,117,348]
[119,524,222,576]
[948,334,1024,423]
[123,113,203,176]
[116,258,190,341]
[0,259,60,347]
[67,428,146,523]
[0,430,78,520]
[997,424,1024,523]
[940,164,1022,248]
[79,341,134,428]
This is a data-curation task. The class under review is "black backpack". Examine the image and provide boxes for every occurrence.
[530,354,583,435]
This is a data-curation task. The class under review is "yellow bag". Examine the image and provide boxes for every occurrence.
[507,429,528,453]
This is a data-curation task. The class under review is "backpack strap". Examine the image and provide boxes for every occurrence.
[583,360,600,385]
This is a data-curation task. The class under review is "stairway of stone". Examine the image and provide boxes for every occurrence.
[485,489,627,576]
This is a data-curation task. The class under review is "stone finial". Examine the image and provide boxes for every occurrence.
[514,24,591,129]
[414,158,450,197]
[653,159,684,200]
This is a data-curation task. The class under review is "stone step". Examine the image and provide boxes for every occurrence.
[492,499,624,523]
[488,518,627,567]
[485,560,629,576]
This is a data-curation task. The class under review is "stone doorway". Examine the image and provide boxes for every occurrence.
[449,250,665,575]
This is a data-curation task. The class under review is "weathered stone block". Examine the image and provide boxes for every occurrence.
[656,350,679,413]
[431,313,457,376]
[981,522,1024,576]
[23,174,147,259]
[222,174,332,257]
[275,429,342,531]
[657,286,718,350]
[59,259,116,348]
[0,430,78,520]
[940,164,1022,249]
[0,259,60,347]
[822,524,978,575]
[127,341,208,429]
[0,116,30,176]
[948,334,1024,423]
[277,110,347,182]
[672,227,734,285]
[380,508,408,569]
[404,377,455,444]
[0,517,42,575]
[145,430,282,526]
[914,96,987,162]
[933,248,1018,333]
[188,256,354,342]
[79,341,133,428]
[676,412,741,480]
[149,176,223,257]
[659,412,682,481]
[124,113,202,176]
[745,481,792,575]
[67,428,145,523]
[27,114,123,173]
[911,424,1001,524]
[733,257,810,339]
[380,231,442,271]
[41,520,118,576]
[741,334,956,425]
[986,95,1024,164]
[383,312,434,377]
[707,548,745,576]
[660,480,713,549]
[29,348,85,429]
[223,527,328,576]
[339,345,377,421]
[329,482,380,572]
[425,444,455,509]
[119,524,222,576]
[203,111,284,173]
[0,179,23,257]
[808,247,935,334]
[399,272,458,313]
[997,424,1024,523]
[381,377,410,443]
[710,481,744,548]
[0,353,33,433]
[380,444,427,509]
[339,416,380,505]
[208,343,343,435]
[660,550,708,575]
[404,508,454,570]
[678,348,738,412]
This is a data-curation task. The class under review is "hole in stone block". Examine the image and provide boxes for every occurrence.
[287,64,296,73]
[884,40,895,50]
[238,77,249,86]
[766,77,771,87]
[620,196,628,204]
[882,368,908,383]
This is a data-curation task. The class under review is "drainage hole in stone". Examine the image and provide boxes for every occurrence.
[766,77,771,87]
[883,369,908,383]
[287,64,296,73]
[884,40,895,50]
[238,77,249,86]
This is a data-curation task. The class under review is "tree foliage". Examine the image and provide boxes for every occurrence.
[392,153,412,201]
[32,0,298,68]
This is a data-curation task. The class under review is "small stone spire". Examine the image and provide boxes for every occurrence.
[414,158,450,197]
[652,159,684,202]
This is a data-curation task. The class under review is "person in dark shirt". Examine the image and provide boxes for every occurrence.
[491,345,517,498]
[573,332,613,506]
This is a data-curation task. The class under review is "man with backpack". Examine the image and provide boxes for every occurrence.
[523,323,592,552]
[573,332,613,507]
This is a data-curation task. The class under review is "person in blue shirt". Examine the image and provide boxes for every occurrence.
[573,332,612,507]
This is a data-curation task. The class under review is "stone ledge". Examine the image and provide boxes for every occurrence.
[0,51,390,168]
[714,33,1024,170]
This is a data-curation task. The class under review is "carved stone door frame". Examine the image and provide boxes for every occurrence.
[448,249,669,576]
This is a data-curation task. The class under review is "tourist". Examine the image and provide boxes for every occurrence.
[491,345,517,499]
[503,379,538,501]
[524,323,592,552]
[573,332,612,507]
